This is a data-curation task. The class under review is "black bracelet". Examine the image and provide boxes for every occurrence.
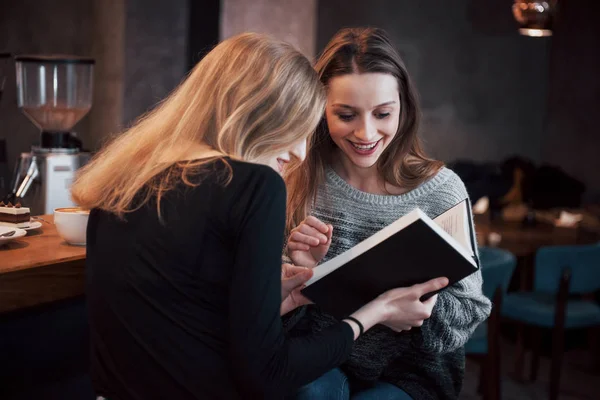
[344,316,364,336]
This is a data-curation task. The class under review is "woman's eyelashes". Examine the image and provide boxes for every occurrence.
[375,112,390,120]
[337,113,355,122]
[335,111,392,122]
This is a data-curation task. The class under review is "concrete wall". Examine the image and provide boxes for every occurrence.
[317,0,550,166]
[0,0,189,169]
[318,0,600,200]
[89,0,126,151]
[3,0,597,199]
[541,0,600,202]
[221,0,318,59]
[0,0,315,169]
[123,0,188,125]
[0,0,94,172]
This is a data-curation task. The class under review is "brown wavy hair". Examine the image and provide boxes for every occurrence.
[285,27,443,232]
[71,33,325,218]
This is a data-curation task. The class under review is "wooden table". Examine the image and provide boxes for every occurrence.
[476,216,600,289]
[0,215,86,314]
[478,220,597,257]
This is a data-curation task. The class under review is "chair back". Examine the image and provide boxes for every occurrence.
[534,244,600,294]
[478,247,517,300]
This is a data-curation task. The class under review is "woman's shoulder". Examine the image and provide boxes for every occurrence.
[176,158,286,223]
[209,159,287,214]
[175,158,285,204]
[436,167,467,190]
[405,167,471,218]
[429,166,470,201]
[226,158,285,192]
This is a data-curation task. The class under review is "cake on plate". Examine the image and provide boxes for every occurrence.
[0,201,31,228]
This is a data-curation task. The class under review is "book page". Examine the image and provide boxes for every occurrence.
[433,200,474,256]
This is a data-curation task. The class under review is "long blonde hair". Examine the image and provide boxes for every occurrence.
[72,33,325,217]
[285,28,443,232]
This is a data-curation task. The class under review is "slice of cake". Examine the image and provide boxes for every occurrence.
[0,201,31,228]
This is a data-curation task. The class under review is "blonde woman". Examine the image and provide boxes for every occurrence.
[72,33,447,399]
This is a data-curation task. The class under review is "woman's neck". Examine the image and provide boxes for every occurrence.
[332,150,408,195]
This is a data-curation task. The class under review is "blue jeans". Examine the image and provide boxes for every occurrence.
[295,368,412,400]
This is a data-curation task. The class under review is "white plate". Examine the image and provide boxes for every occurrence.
[23,221,43,231]
[0,226,27,246]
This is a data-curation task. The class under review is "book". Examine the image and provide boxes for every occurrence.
[300,199,479,319]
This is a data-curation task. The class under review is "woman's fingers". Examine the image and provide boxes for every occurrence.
[287,239,310,251]
[304,216,329,234]
[289,225,327,246]
[411,277,448,298]
[298,224,328,244]
[289,231,319,247]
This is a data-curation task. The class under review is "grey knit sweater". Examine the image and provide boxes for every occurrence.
[286,166,491,400]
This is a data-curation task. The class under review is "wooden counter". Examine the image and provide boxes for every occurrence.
[0,215,86,314]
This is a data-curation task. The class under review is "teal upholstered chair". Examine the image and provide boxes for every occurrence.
[465,247,516,400]
[502,244,600,400]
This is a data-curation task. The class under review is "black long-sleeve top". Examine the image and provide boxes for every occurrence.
[86,158,354,399]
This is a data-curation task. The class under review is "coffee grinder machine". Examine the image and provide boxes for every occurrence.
[9,55,94,215]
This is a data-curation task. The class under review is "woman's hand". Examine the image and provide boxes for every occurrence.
[376,278,448,332]
[344,277,449,339]
[287,216,333,268]
[280,264,313,315]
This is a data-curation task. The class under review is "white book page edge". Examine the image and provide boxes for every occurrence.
[462,201,474,255]
[433,200,474,257]
[420,212,478,268]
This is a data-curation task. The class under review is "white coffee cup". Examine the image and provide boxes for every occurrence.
[54,207,90,246]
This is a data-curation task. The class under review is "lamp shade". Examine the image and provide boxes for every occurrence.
[512,0,556,37]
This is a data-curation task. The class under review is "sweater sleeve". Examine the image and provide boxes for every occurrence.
[227,167,354,398]
[415,177,492,354]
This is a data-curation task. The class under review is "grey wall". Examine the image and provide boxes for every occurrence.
[4,0,596,199]
[318,0,600,200]
[541,0,600,202]
[88,0,126,152]
[318,0,550,165]
[221,0,317,58]
[0,0,93,172]
[124,0,189,125]
[0,0,189,171]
